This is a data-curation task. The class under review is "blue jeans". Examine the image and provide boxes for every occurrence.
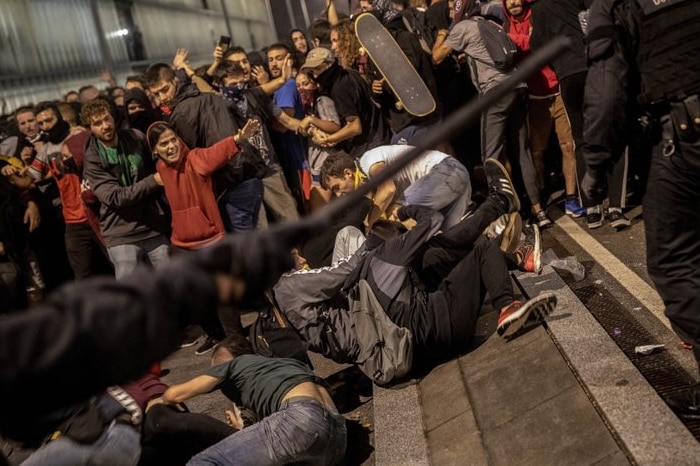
[221,178,264,233]
[106,235,170,280]
[188,397,347,466]
[403,157,472,229]
[22,421,141,466]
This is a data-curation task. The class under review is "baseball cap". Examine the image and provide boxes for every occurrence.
[301,47,334,70]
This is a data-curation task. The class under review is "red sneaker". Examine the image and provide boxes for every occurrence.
[514,224,541,274]
[497,292,557,338]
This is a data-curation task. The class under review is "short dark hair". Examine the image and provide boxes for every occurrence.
[146,121,171,152]
[63,90,79,101]
[267,42,291,55]
[80,98,113,127]
[211,334,254,364]
[309,19,331,49]
[56,102,79,126]
[215,61,246,82]
[226,46,248,59]
[125,74,148,89]
[320,151,355,190]
[78,84,98,94]
[145,63,176,88]
[35,101,61,120]
[14,105,35,119]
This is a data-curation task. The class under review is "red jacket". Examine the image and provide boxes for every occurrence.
[502,0,559,97]
[157,136,238,249]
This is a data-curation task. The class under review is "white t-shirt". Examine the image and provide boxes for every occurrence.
[358,145,449,192]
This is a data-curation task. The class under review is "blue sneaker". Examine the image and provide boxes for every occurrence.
[565,197,585,217]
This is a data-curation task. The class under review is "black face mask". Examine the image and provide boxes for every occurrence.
[128,111,150,134]
[47,118,70,144]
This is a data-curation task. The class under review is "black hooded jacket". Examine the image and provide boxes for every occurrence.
[123,88,162,134]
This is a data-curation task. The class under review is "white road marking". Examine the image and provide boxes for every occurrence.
[554,214,671,331]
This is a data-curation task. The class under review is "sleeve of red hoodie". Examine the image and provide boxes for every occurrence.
[188,136,238,178]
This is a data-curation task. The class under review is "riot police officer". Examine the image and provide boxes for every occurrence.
[581,0,700,416]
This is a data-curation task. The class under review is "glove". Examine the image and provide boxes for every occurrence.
[581,169,607,205]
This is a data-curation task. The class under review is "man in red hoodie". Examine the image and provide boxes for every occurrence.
[502,0,584,218]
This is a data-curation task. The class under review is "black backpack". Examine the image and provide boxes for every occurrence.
[249,291,313,368]
[402,7,434,56]
[471,16,517,72]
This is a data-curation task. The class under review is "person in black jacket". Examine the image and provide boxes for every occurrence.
[0,228,296,453]
[346,161,556,371]
[579,0,700,416]
[368,0,443,146]
[146,63,267,233]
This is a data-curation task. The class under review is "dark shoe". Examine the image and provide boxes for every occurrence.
[195,336,219,355]
[586,206,603,229]
[514,224,541,274]
[665,385,700,419]
[608,209,630,230]
[533,210,552,228]
[484,158,520,213]
[497,292,557,338]
[180,325,202,348]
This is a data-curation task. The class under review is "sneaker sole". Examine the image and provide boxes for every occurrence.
[497,292,557,338]
[180,337,201,348]
[587,219,603,229]
[195,346,215,355]
[484,158,521,213]
[566,210,585,218]
[532,223,541,274]
[610,219,631,230]
[500,212,522,253]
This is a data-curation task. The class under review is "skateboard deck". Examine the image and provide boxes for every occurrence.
[355,13,436,118]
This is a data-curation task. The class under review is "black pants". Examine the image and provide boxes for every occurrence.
[420,196,514,355]
[139,404,235,466]
[64,222,109,280]
[169,246,243,340]
[644,128,700,370]
[581,47,630,209]
[481,87,541,206]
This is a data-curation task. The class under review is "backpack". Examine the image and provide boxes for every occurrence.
[471,16,517,71]
[402,8,434,55]
[347,279,413,385]
[249,291,313,368]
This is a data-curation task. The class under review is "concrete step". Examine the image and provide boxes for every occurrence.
[373,265,700,465]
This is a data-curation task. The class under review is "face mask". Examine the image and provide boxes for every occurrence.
[298,88,318,110]
[47,119,70,144]
[220,83,247,103]
[128,111,150,134]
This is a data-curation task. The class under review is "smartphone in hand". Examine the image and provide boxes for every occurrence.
[218,35,231,54]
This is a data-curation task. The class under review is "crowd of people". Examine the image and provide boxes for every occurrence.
[2,0,698,463]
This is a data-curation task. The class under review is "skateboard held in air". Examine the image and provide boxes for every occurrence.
[355,12,436,118]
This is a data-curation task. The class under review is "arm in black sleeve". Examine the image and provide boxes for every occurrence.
[0,256,218,425]
[377,205,443,266]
